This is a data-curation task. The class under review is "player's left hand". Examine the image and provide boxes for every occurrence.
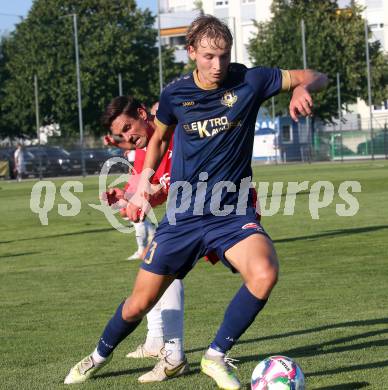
[101,187,125,206]
[289,86,313,122]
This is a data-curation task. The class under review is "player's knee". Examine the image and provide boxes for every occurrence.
[250,259,279,290]
[122,296,156,322]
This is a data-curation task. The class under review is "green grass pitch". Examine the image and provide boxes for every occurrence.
[1,161,387,389]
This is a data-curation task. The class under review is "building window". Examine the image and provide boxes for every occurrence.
[215,0,229,7]
[242,0,255,3]
[161,37,169,46]
[282,125,293,143]
[170,36,186,46]
[373,100,388,112]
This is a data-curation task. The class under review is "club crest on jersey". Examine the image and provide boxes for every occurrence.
[221,90,238,108]
[242,223,261,230]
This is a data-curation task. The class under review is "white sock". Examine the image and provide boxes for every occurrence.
[144,301,164,353]
[133,221,147,252]
[160,280,185,363]
[165,338,184,363]
[92,348,107,365]
[144,335,164,353]
[206,347,225,358]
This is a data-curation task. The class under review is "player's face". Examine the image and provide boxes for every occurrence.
[110,110,150,149]
[188,38,231,85]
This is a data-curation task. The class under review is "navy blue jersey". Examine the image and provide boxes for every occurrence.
[155,63,284,219]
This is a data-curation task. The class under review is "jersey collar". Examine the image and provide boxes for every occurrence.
[193,69,219,90]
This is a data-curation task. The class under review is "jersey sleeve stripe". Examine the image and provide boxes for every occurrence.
[155,117,175,132]
[281,69,291,92]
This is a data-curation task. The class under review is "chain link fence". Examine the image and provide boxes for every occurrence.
[253,115,388,164]
[2,121,388,180]
[315,128,388,161]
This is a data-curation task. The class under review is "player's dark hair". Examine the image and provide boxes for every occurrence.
[186,15,233,50]
[101,96,144,130]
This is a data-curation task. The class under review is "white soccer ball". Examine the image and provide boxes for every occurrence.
[251,355,305,390]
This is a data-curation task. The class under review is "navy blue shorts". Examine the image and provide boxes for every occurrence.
[140,209,271,279]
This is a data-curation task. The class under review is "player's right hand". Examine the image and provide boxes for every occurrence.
[289,85,313,122]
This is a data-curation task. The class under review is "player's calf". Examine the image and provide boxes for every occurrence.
[121,270,176,322]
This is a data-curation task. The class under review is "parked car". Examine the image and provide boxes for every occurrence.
[68,147,132,175]
[104,147,133,173]
[0,147,44,178]
[68,148,114,174]
[26,146,72,177]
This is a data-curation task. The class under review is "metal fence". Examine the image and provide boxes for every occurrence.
[254,115,388,163]
[314,128,388,161]
[1,126,388,180]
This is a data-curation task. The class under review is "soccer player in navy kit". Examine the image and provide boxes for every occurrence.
[65,15,328,389]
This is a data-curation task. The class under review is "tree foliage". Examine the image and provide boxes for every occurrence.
[0,0,184,138]
[248,0,388,122]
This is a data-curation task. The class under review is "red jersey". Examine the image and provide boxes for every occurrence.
[124,137,173,208]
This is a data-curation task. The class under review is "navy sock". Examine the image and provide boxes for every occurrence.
[97,302,141,357]
[210,284,267,353]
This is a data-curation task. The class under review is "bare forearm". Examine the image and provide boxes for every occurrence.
[289,69,328,93]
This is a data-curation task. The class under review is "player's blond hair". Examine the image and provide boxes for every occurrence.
[186,15,233,50]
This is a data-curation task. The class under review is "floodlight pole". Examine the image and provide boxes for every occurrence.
[34,74,43,179]
[72,13,86,176]
[301,19,311,163]
[337,72,343,162]
[118,73,123,95]
[232,16,238,62]
[157,0,164,92]
[364,19,374,160]
[272,96,278,164]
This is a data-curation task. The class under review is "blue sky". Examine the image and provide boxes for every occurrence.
[0,0,157,36]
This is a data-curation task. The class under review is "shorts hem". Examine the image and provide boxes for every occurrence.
[139,263,187,279]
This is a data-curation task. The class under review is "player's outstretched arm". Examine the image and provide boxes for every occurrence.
[287,69,328,122]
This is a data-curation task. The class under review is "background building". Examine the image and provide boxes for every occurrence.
[160,0,273,65]
[159,0,200,63]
